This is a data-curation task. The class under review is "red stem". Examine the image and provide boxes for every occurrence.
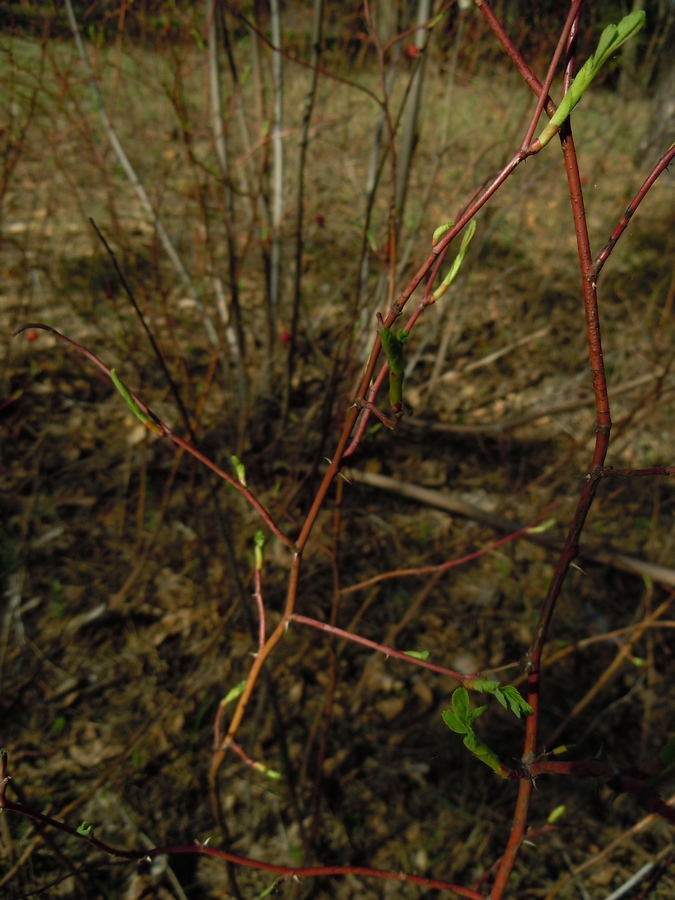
[340,513,551,594]
[595,145,675,275]
[520,0,584,150]
[293,614,469,681]
[0,799,482,898]
[14,324,295,549]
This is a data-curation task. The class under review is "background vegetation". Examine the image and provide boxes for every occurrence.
[1,1,675,897]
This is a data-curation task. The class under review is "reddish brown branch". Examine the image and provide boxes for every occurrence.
[14,324,294,549]
[340,513,551,594]
[595,145,675,276]
[0,752,481,900]
[293,614,469,681]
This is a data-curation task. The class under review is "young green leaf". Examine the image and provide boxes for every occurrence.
[253,761,282,780]
[254,530,265,570]
[442,708,469,734]
[445,687,487,729]
[430,219,477,302]
[403,649,431,661]
[469,678,508,711]
[594,10,646,72]
[443,689,509,777]
[525,518,556,534]
[536,11,646,149]
[221,680,246,707]
[462,731,508,777]
[432,220,454,246]
[547,804,566,825]
[493,687,508,710]
[76,821,94,837]
[379,327,408,376]
[426,12,445,30]
[451,686,471,721]
[466,704,488,728]
[110,369,162,434]
[231,455,247,487]
[258,879,284,899]
[379,325,410,414]
[469,679,533,718]
[551,744,573,757]
[469,678,500,694]
[500,685,534,718]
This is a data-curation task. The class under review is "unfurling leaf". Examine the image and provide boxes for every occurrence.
[526,518,556,534]
[551,744,573,757]
[500,685,533,718]
[469,678,500,694]
[254,530,265,570]
[547,804,566,825]
[221,680,246,707]
[444,687,487,731]
[111,369,162,434]
[379,324,410,413]
[432,221,454,246]
[379,326,408,376]
[468,679,533,718]
[430,219,477,302]
[253,761,282,780]
[403,649,431,660]
[462,731,508,777]
[231,455,247,487]
[536,11,646,149]
[443,688,509,777]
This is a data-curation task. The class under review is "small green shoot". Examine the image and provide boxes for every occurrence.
[430,219,477,302]
[253,761,282,780]
[547,805,566,825]
[403,650,431,661]
[443,683,532,777]
[427,12,445,30]
[254,531,265,570]
[550,744,573,756]
[379,327,409,378]
[258,878,284,898]
[110,369,162,435]
[525,518,556,535]
[231,455,247,487]
[51,716,66,736]
[536,11,646,149]
[442,686,487,733]
[379,324,409,415]
[76,821,94,837]
[442,688,509,777]
[432,220,454,246]
[221,680,246,708]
